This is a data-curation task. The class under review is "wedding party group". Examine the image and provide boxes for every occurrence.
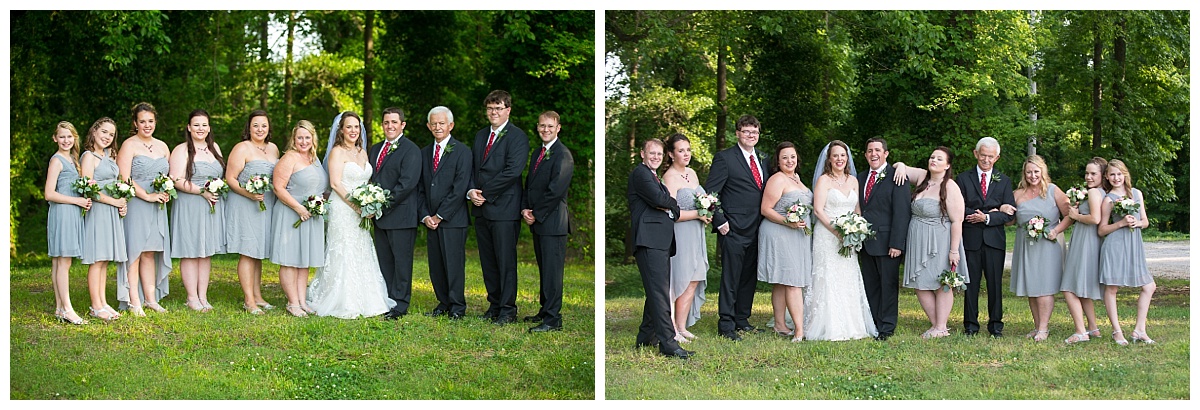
[42,90,576,334]
[628,114,1157,359]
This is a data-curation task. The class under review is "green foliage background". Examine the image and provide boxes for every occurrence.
[9,10,595,262]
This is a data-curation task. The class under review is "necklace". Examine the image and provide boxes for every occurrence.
[833,173,848,187]
[786,172,801,185]
[195,144,209,153]
[678,168,691,183]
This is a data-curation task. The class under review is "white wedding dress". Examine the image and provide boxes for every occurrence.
[306,161,397,319]
[803,188,878,341]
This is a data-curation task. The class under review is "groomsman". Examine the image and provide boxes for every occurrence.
[370,107,422,319]
[704,115,769,341]
[955,136,1015,337]
[521,111,575,333]
[628,139,689,359]
[468,90,530,325]
[418,106,473,320]
[857,138,910,340]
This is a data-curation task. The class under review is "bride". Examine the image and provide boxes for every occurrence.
[306,111,396,318]
[804,140,878,341]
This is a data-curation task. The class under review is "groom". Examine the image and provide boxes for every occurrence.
[369,107,422,319]
[857,138,910,341]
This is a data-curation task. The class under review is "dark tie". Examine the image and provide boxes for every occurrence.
[483,131,496,160]
[749,154,762,189]
[864,170,878,202]
[433,144,442,172]
[533,147,547,173]
[376,140,391,169]
[980,172,988,198]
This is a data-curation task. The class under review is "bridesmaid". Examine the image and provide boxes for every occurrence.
[225,110,280,314]
[44,121,90,325]
[270,120,328,317]
[116,102,172,316]
[756,141,812,342]
[81,118,127,321]
[168,109,227,312]
[1097,159,1156,345]
[893,147,968,339]
[1008,154,1070,342]
[1059,157,1108,343]
[660,134,709,344]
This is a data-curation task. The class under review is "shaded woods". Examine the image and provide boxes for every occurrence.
[10,10,595,262]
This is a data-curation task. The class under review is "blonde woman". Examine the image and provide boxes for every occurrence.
[44,121,89,325]
[80,118,127,321]
[1008,155,1070,342]
[1097,159,1155,345]
[269,120,328,317]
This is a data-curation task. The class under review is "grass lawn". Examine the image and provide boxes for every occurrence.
[604,229,1190,400]
[10,240,595,399]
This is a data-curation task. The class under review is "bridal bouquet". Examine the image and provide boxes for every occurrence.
[294,195,328,228]
[693,192,720,218]
[348,182,392,230]
[70,176,101,217]
[1064,184,1089,207]
[784,201,813,235]
[831,212,875,257]
[1025,215,1055,242]
[105,177,135,218]
[244,174,272,211]
[938,265,966,293]
[1111,196,1141,230]
[150,172,177,209]
[201,177,230,213]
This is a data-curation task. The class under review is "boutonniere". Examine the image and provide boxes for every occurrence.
[542,146,553,159]
[991,173,1001,183]
[444,142,456,154]
[756,151,766,163]
[495,128,509,141]
[877,169,887,180]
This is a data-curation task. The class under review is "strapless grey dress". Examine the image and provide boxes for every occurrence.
[118,154,172,309]
[902,197,969,290]
[47,154,84,257]
[170,160,227,258]
[757,188,813,288]
[1061,191,1104,299]
[225,160,277,259]
[270,161,328,268]
[670,186,708,327]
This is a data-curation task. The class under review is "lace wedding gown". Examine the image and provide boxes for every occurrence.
[306,161,397,319]
[803,188,878,341]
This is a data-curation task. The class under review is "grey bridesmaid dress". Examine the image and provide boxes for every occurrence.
[670,186,709,327]
[47,154,84,258]
[225,160,277,259]
[902,197,969,290]
[1098,190,1153,287]
[270,161,328,268]
[1010,184,1064,297]
[757,188,814,288]
[81,151,127,264]
[170,160,227,258]
[1061,190,1104,299]
[117,154,172,309]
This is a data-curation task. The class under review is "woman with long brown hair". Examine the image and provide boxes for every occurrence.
[168,109,227,312]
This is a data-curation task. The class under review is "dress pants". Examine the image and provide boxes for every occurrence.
[374,227,416,313]
[716,234,758,333]
[427,227,467,315]
[532,232,566,327]
[477,218,520,318]
[635,247,681,354]
[859,254,901,335]
[964,244,1005,334]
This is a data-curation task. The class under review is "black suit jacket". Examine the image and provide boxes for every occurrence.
[369,135,422,229]
[627,163,679,254]
[703,146,769,246]
[522,140,574,236]
[418,137,473,229]
[954,168,1016,251]
[857,164,911,256]
[471,122,530,221]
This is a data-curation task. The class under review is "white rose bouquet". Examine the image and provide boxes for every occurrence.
[784,201,812,235]
[937,265,966,293]
[1064,184,1089,208]
[1025,215,1055,242]
[831,212,876,257]
[693,192,720,219]
[294,194,328,228]
[105,177,136,218]
[70,176,101,217]
[348,182,392,230]
[1111,196,1141,230]
[201,177,230,214]
[244,174,273,211]
[150,172,177,209]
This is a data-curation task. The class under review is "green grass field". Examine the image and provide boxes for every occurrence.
[11,243,595,400]
[604,230,1190,400]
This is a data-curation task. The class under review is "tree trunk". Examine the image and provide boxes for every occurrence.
[822,11,831,120]
[259,14,270,110]
[1091,23,1103,150]
[363,10,375,141]
[1113,16,1126,117]
[285,11,296,125]
[716,42,728,151]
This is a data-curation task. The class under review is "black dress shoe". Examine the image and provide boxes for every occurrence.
[527,323,562,333]
[874,332,893,341]
[448,312,465,320]
[990,331,1003,338]
[661,348,693,359]
[522,315,542,323]
[492,315,516,325]
[736,325,761,333]
[964,330,979,336]
[719,331,743,341]
[426,309,447,317]
[482,310,499,321]
[634,340,658,349]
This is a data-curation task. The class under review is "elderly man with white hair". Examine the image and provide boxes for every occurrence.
[954,137,1016,337]
[418,106,474,320]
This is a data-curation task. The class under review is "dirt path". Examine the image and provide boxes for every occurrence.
[1004,240,1190,279]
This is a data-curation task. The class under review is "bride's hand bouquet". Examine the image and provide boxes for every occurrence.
[150,172,177,209]
[831,212,875,257]
[201,177,230,214]
[938,265,966,293]
[784,201,812,235]
[1111,196,1141,230]
[104,177,136,218]
[348,182,392,230]
[244,174,272,211]
[693,192,720,219]
[294,194,328,228]
[70,176,101,217]
[1064,184,1088,207]
[1025,215,1055,242]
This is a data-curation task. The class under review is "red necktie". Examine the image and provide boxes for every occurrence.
[864,170,878,202]
[533,147,547,173]
[376,141,391,169]
[433,144,442,172]
[749,154,762,189]
[483,131,496,160]
[980,172,989,197]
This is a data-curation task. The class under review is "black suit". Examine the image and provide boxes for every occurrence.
[856,164,911,336]
[418,137,473,316]
[471,122,530,320]
[522,140,574,328]
[954,168,1015,335]
[369,135,422,314]
[628,163,681,354]
[703,146,769,333]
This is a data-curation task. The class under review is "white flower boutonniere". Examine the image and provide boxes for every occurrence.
[877,169,887,180]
